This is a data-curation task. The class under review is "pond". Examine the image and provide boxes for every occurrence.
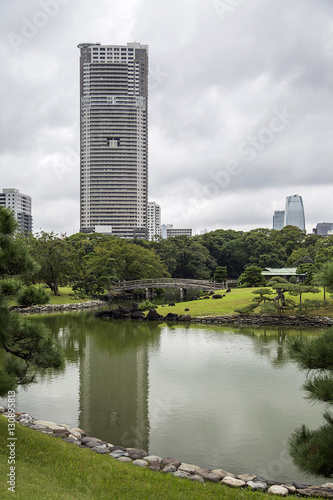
[1,309,330,485]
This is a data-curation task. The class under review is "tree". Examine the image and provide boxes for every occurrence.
[0,208,63,396]
[288,330,333,477]
[27,232,85,295]
[237,265,266,288]
[214,266,227,282]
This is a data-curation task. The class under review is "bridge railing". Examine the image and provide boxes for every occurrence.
[112,278,237,290]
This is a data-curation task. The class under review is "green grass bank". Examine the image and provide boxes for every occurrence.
[154,287,333,318]
[0,417,295,500]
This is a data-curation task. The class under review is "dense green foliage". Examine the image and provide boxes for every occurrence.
[17,285,50,307]
[15,225,333,298]
[0,209,63,396]
[288,329,333,477]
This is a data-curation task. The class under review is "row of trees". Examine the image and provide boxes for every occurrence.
[21,225,333,293]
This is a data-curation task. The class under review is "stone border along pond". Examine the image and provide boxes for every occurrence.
[1,408,333,498]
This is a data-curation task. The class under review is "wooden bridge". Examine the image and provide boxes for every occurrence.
[112,278,237,299]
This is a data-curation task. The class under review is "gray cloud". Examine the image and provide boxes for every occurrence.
[0,0,332,235]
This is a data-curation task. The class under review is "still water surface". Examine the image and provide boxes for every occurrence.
[1,310,329,484]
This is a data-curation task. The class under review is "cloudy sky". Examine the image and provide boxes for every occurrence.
[1,0,333,235]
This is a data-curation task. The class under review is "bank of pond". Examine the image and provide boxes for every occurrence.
[1,304,333,491]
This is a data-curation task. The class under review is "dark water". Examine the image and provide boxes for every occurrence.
[1,309,330,484]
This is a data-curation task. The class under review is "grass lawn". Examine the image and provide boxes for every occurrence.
[0,417,295,500]
[8,287,93,307]
[154,287,333,318]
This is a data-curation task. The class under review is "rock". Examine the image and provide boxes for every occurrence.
[178,463,201,474]
[297,487,333,498]
[212,469,235,479]
[164,313,180,321]
[238,473,256,482]
[168,303,176,306]
[212,294,223,299]
[180,315,191,321]
[82,436,101,445]
[116,456,132,463]
[184,308,190,311]
[267,485,289,496]
[126,448,148,460]
[108,445,127,452]
[247,481,267,491]
[62,437,78,444]
[34,420,59,428]
[202,473,221,483]
[145,309,164,321]
[144,455,162,464]
[189,474,205,483]
[130,310,145,320]
[173,470,191,479]
[282,485,296,494]
[222,476,246,488]
[148,461,162,472]
[161,465,178,474]
[322,484,333,489]
[132,459,148,467]
[91,446,110,454]
[85,440,104,448]
[293,481,313,489]
[161,457,181,468]
[0,407,5,413]
[111,450,129,458]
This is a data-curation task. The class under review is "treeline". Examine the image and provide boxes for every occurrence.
[22,224,333,295]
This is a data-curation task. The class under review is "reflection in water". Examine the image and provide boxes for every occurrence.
[79,320,161,450]
[0,312,329,484]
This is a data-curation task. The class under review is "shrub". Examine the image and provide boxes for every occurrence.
[138,300,157,311]
[17,285,50,307]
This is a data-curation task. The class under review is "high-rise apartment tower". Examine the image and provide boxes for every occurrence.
[78,42,148,238]
[0,188,33,234]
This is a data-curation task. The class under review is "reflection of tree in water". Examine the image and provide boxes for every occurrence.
[288,328,333,478]
[230,326,318,367]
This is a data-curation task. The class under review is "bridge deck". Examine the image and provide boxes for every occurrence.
[112,278,236,292]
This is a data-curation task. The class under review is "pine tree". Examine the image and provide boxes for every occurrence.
[288,330,333,477]
[0,208,63,397]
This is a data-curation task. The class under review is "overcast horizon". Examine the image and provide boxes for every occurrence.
[1,0,333,236]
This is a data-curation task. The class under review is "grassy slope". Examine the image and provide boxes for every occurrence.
[155,287,333,318]
[0,417,294,500]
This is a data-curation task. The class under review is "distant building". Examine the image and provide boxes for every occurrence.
[0,188,32,234]
[262,267,306,283]
[284,194,305,231]
[161,224,192,239]
[314,223,333,236]
[147,202,161,241]
[273,210,285,230]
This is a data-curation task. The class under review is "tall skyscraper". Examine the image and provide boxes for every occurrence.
[273,210,285,230]
[284,194,305,231]
[78,42,148,238]
[0,188,33,234]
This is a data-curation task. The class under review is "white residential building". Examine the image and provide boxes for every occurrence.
[0,188,33,234]
[147,202,161,240]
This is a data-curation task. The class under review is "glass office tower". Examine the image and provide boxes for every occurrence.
[284,195,305,231]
